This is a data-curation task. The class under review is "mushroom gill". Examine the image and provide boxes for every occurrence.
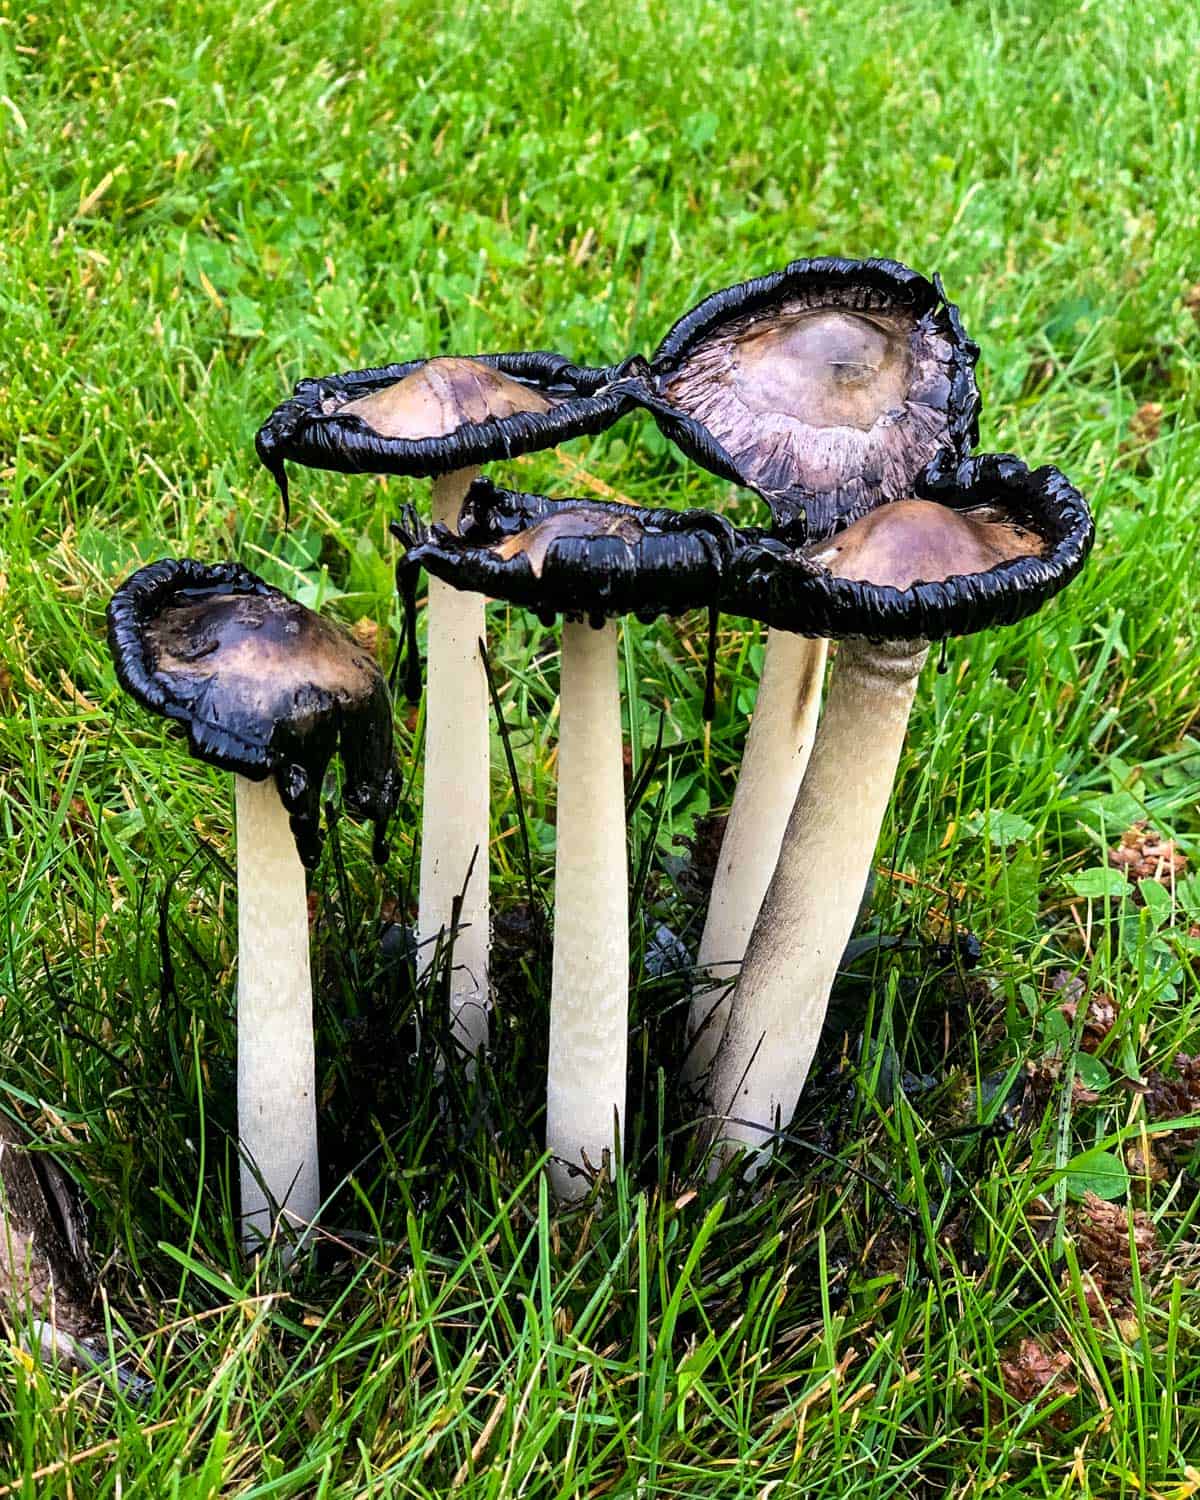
[660,298,955,511]
[674,307,914,433]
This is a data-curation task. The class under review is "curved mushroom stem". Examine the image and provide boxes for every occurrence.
[418,466,491,1064]
[706,636,928,1176]
[546,618,628,1201]
[685,631,828,1086]
[235,773,320,1251]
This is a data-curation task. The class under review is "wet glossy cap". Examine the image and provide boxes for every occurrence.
[807,499,1043,590]
[107,559,400,866]
[339,357,556,437]
[401,477,734,626]
[634,257,981,538]
[254,351,639,516]
[719,454,1094,641]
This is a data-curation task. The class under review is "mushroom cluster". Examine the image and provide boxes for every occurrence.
[108,559,400,1249]
[98,254,1092,1256]
[405,480,734,1197]
[249,256,1093,1195]
[258,353,637,1063]
[707,455,1092,1170]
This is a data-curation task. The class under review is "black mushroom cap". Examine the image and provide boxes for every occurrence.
[107,558,400,867]
[254,351,642,515]
[628,257,981,540]
[718,453,1095,642]
[399,476,735,627]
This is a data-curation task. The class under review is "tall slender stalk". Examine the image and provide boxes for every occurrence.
[546,619,628,1200]
[418,466,491,1061]
[235,774,319,1249]
[707,636,928,1174]
[686,631,828,1084]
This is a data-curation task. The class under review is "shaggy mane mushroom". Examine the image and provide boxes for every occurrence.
[660,260,981,1088]
[406,478,732,1199]
[706,456,1094,1172]
[107,558,399,1250]
[255,352,635,1065]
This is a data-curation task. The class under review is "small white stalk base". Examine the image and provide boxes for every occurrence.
[235,774,320,1250]
[706,637,928,1175]
[418,467,491,1063]
[685,632,828,1085]
[546,619,628,1201]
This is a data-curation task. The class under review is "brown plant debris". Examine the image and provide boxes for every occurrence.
[1071,1077,1101,1106]
[1052,971,1118,1052]
[1125,1140,1168,1184]
[1020,1058,1061,1124]
[1117,402,1165,472]
[1184,284,1200,325]
[1107,822,1187,889]
[1049,969,1084,1007]
[1135,1053,1200,1145]
[998,1337,1077,1427]
[863,1222,912,1280]
[1127,401,1163,447]
[1071,1191,1159,1312]
[673,812,728,903]
[1023,1195,1057,1251]
[350,616,381,659]
[1019,1055,1102,1122]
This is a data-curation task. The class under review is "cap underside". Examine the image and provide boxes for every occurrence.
[662,299,954,513]
[642,259,981,537]
[667,308,915,432]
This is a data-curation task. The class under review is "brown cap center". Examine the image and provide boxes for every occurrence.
[145,591,379,720]
[491,507,645,578]
[337,356,555,440]
[724,309,913,431]
[805,499,1045,590]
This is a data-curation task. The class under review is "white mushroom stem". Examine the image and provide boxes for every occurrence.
[706,636,928,1175]
[235,773,320,1250]
[546,618,628,1200]
[685,631,828,1085]
[418,466,491,1062]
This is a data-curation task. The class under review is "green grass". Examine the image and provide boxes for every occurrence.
[4,0,1200,1492]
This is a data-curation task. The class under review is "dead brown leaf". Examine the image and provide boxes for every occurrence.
[1056,983,1118,1052]
[1070,1191,1159,1313]
[1128,401,1163,447]
[1125,1140,1168,1184]
[998,1337,1077,1428]
[1135,1053,1200,1145]
[1108,822,1186,890]
[351,616,381,659]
